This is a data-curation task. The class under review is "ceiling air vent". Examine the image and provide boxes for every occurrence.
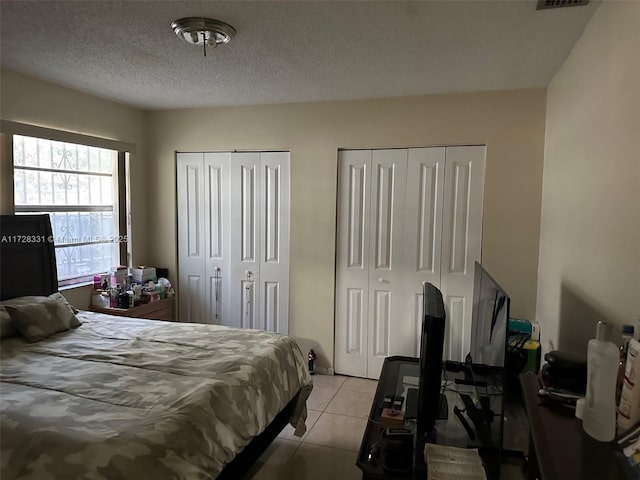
[536,0,589,9]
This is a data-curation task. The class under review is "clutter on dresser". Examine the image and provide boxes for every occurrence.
[90,265,174,310]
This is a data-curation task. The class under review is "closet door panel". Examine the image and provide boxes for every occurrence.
[177,153,206,323]
[259,152,290,334]
[230,152,262,330]
[367,149,407,379]
[402,147,446,357]
[204,153,231,325]
[440,145,486,361]
[335,150,371,378]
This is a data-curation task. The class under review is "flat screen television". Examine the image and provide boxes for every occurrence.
[416,282,447,436]
[469,261,511,368]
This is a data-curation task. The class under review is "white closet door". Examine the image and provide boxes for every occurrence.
[204,152,231,324]
[179,151,290,332]
[177,153,206,323]
[259,152,290,334]
[335,150,372,377]
[401,147,446,356]
[367,149,408,379]
[229,152,262,329]
[440,146,486,361]
[335,149,408,379]
[334,145,486,377]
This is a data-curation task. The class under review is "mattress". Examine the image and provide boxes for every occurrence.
[0,311,312,479]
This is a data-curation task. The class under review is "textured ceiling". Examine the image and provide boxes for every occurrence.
[0,0,599,110]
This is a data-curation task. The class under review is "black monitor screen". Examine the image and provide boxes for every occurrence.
[417,282,446,435]
[469,262,510,367]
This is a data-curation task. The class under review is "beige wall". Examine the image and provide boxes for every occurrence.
[0,69,150,308]
[146,89,547,369]
[536,0,640,355]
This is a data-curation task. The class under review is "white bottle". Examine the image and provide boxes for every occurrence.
[583,321,619,442]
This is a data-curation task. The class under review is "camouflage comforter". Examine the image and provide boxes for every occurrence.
[0,311,312,479]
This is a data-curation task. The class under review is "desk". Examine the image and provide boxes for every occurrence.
[520,373,626,480]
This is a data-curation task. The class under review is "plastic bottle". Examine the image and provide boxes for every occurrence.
[616,324,635,404]
[583,321,619,442]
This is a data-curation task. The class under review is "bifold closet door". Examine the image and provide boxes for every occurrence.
[334,145,485,378]
[335,149,407,379]
[399,146,486,362]
[439,146,485,361]
[228,151,290,333]
[177,152,231,324]
[177,151,289,334]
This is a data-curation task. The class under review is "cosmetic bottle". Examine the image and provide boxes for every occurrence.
[583,321,618,442]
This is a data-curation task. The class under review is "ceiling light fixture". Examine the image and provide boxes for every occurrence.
[171,17,236,57]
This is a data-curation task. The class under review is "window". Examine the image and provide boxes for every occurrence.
[12,134,126,285]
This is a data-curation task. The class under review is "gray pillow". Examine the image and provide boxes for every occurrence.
[0,293,81,340]
[5,302,68,343]
[49,292,81,318]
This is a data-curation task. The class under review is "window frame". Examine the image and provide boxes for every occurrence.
[1,120,134,288]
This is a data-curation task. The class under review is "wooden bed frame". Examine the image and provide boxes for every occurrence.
[0,214,300,479]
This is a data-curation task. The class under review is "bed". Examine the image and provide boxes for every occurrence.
[0,214,313,479]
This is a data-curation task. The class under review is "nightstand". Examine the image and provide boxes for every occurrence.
[89,297,175,321]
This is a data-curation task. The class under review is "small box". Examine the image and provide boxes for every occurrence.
[132,266,156,282]
[380,408,405,429]
[141,291,161,303]
[509,317,532,336]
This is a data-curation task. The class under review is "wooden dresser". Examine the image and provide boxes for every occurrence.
[89,297,175,321]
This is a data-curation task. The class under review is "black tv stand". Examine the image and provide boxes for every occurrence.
[357,356,513,480]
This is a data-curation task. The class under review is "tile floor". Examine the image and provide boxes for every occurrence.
[243,374,526,480]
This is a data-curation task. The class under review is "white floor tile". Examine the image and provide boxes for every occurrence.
[303,412,367,452]
[341,376,378,395]
[278,443,361,480]
[310,374,348,389]
[325,388,374,418]
[244,438,300,480]
[306,385,339,411]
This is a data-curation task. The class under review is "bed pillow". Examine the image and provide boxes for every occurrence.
[0,292,81,340]
[5,301,70,343]
[48,292,81,319]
